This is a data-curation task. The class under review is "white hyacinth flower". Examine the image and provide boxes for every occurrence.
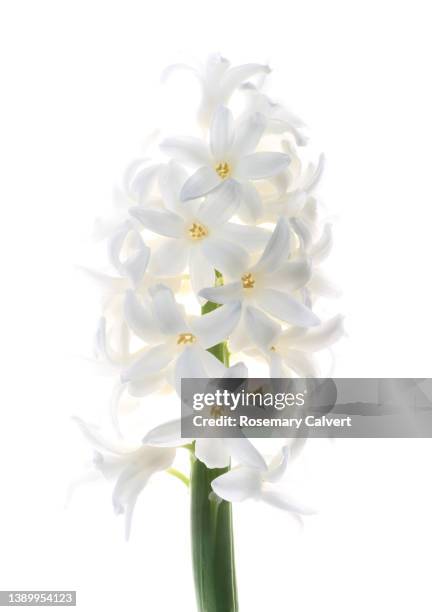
[212,446,314,518]
[241,83,309,146]
[245,310,345,377]
[106,221,151,288]
[74,417,175,540]
[162,53,271,128]
[199,218,319,351]
[161,105,291,221]
[265,154,325,225]
[121,284,241,394]
[143,362,267,471]
[129,162,269,296]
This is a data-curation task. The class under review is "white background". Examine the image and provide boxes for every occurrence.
[1,1,432,610]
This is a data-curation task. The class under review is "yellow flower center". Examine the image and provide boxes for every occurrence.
[241,273,256,289]
[270,346,277,352]
[215,161,231,179]
[210,405,224,418]
[188,222,208,240]
[177,332,196,345]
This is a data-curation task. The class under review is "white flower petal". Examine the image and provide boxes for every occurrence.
[109,383,140,437]
[274,324,308,343]
[308,269,341,298]
[310,223,333,263]
[231,112,266,158]
[282,315,345,352]
[284,436,308,461]
[222,361,248,379]
[128,163,161,204]
[253,218,290,274]
[175,344,209,382]
[189,248,215,299]
[268,259,312,291]
[195,349,227,378]
[122,485,142,541]
[283,350,318,377]
[112,465,147,511]
[236,152,291,180]
[112,317,130,364]
[149,284,188,334]
[237,182,264,222]
[211,467,262,502]
[127,372,167,398]
[223,438,267,471]
[113,446,176,539]
[190,302,241,349]
[269,351,287,378]
[73,417,132,455]
[195,439,230,469]
[107,223,135,273]
[143,446,176,472]
[197,179,241,226]
[123,290,161,343]
[197,56,231,125]
[257,288,320,327]
[303,153,325,192]
[273,190,307,218]
[244,305,281,350]
[204,53,230,90]
[122,344,173,381]
[160,137,210,167]
[291,219,313,251]
[270,168,290,195]
[143,419,191,447]
[107,225,150,286]
[220,64,270,100]
[223,223,270,252]
[123,246,150,287]
[228,313,252,353]
[150,239,189,277]
[199,282,243,305]
[158,161,188,212]
[201,238,249,278]
[260,489,315,515]
[129,207,184,238]
[95,317,127,366]
[79,266,126,300]
[274,120,308,147]
[210,106,235,159]
[266,446,290,483]
[302,196,319,226]
[180,167,221,201]
[95,316,109,359]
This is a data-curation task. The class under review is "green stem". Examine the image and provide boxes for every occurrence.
[190,455,238,612]
[190,286,238,612]
[166,467,190,487]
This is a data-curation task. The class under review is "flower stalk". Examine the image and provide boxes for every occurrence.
[190,294,238,612]
[190,455,238,612]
